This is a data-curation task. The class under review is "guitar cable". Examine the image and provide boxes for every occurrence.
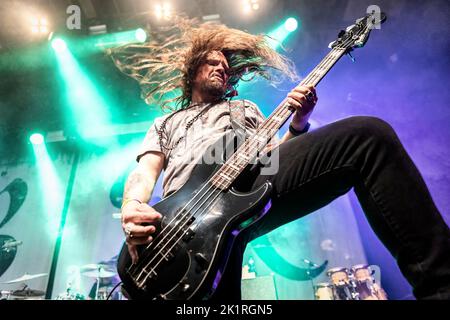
[106,281,123,300]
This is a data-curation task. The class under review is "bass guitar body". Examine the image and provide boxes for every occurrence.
[117,134,272,300]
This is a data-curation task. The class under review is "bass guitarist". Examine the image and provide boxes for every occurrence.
[111,20,450,300]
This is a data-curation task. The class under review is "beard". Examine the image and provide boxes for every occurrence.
[199,77,227,99]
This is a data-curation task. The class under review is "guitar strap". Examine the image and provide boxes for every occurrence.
[229,100,248,146]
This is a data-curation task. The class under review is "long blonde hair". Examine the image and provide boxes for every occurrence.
[108,17,298,111]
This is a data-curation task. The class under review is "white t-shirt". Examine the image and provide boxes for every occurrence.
[137,99,268,197]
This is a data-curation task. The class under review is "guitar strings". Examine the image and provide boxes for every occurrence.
[131,25,370,285]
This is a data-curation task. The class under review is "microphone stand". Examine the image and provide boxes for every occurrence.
[95,267,101,300]
[302,259,318,300]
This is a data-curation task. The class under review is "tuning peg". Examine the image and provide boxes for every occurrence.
[355,32,370,48]
[347,52,356,63]
[338,30,345,38]
[345,24,355,32]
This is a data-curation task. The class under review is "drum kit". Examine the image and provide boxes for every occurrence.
[0,263,119,300]
[56,263,119,300]
[314,264,388,300]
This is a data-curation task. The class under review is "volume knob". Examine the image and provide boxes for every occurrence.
[194,253,209,269]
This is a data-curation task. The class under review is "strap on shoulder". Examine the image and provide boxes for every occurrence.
[229,100,248,145]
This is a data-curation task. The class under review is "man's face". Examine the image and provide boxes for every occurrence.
[192,51,230,98]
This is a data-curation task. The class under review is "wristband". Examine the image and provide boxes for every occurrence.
[121,198,142,210]
[289,122,311,136]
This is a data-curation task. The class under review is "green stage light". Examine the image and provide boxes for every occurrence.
[93,28,148,50]
[135,28,147,43]
[32,143,64,238]
[30,133,44,145]
[55,28,148,57]
[267,17,299,50]
[51,38,67,52]
[284,17,298,32]
[52,40,115,142]
[238,17,299,94]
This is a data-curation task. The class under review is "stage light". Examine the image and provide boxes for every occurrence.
[90,28,149,51]
[31,16,50,35]
[51,38,67,52]
[202,14,221,23]
[243,4,251,14]
[52,37,115,142]
[251,0,260,10]
[30,133,44,145]
[284,17,298,32]
[237,16,300,101]
[155,2,172,20]
[242,0,260,14]
[65,28,150,57]
[266,17,300,50]
[135,28,147,43]
[32,142,64,238]
[89,24,107,36]
[163,2,172,19]
[155,4,162,19]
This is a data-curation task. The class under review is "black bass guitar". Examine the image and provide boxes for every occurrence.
[117,12,387,300]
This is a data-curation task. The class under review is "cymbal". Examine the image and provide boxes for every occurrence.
[11,288,45,297]
[80,264,114,272]
[2,273,48,284]
[81,268,116,278]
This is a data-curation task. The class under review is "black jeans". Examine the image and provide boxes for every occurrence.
[212,116,450,300]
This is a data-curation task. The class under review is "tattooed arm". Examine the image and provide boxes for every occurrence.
[121,151,165,263]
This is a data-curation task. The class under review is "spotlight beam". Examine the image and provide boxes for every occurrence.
[51,38,115,142]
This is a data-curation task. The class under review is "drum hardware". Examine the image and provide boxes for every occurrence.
[81,268,116,278]
[321,265,388,300]
[56,288,85,300]
[55,263,118,300]
[1,272,48,284]
[0,290,12,300]
[314,283,335,300]
[80,263,114,273]
[1,240,23,253]
[326,267,359,300]
[56,267,84,300]
[80,263,116,300]
[300,258,327,300]
[351,264,388,300]
[8,285,45,300]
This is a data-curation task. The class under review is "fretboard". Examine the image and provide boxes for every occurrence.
[211,47,347,189]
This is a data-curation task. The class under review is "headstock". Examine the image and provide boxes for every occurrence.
[329,12,387,52]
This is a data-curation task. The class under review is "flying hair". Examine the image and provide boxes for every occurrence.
[108,17,299,111]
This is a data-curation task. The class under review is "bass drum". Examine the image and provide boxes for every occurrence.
[326,267,355,300]
[351,264,388,300]
[314,283,335,300]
